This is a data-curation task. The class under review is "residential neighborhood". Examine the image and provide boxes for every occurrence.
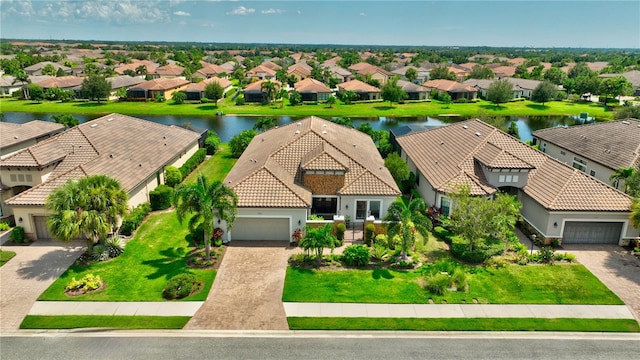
[1,38,640,358]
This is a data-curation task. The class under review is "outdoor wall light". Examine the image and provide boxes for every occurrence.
[217,219,221,224]
[298,220,301,226]
[18,217,23,223]
[345,204,349,209]
[553,222,558,227]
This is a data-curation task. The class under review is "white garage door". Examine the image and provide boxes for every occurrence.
[231,217,290,241]
[562,222,623,244]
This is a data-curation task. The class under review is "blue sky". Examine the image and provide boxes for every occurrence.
[1,1,639,48]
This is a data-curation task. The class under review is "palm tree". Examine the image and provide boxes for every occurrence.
[261,80,276,105]
[610,167,636,193]
[46,175,128,251]
[12,70,30,100]
[173,175,238,260]
[383,197,432,260]
[631,198,640,231]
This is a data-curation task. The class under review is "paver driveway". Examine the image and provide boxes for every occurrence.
[184,241,297,330]
[562,244,640,322]
[0,240,84,330]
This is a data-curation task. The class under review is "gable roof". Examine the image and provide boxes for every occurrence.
[294,78,331,93]
[183,76,233,92]
[35,76,83,89]
[3,114,200,206]
[532,119,640,171]
[337,79,381,93]
[287,63,312,77]
[247,65,276,77]
[106,75,145,90]
[397,119,631,212]
[156,64,185,76]
[224,116,400,208]
[396,79,428,93]
[197,63,229,77]
[114,60,158,75]
[243,79,281,93]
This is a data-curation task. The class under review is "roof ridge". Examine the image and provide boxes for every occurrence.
[75,123,101,155]
[340,167,399,195]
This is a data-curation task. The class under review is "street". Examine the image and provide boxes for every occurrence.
[2,331,639,360]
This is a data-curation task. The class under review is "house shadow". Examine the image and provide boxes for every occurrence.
[16,247,83,281]
[372,269,394,280]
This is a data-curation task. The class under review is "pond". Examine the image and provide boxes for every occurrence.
[0,112,595,142]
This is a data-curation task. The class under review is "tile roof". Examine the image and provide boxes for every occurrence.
[287,63,312,77]
[337,79,381,93]
[106,75,145,89]
[35,76,83,89]
[114,60,158,75]
[130,77,189,91]
[3,114,200,206]
[243,79,281,93]
[261,61,282,71]
[183,76,233,92]
[422,79,477,93]
[197,63,229,76]
[396,79,428,93]
[24,61,71,72]
[156,64,185,76]
[532,119,640,171]
[294,78,331,93]
[225,116,400,208]
[0,121,65,153]
[397,119,632,212]
[247,65,277,77]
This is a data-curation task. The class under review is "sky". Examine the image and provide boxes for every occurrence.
[1,0,639,49]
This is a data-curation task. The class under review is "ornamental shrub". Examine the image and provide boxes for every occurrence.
[66,274,102,292]
[364,224,376,246]
[163,273,199,300]
[333,223,346,241]
[342,244,370,267]
[179,148,207,178]
[120,202,151,236]
[164,166,182,188]
[104,236,125,258]
[204,131,221,155]
[10,226,25,243]
[0,222,10,231]
[149,185,174,211]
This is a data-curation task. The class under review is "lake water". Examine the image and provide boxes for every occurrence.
[0,112,593,142]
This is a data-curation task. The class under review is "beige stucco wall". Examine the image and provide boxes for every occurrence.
[11,206,52,240]
[338,195,398,221]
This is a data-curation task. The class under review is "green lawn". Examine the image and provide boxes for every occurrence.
[0,249,16,266]
[38,211,216,301]
[184,143,236,184]
[283,264,623,305]
[288,317,640,332]
[20,315,189,329]
[0,97,615,120]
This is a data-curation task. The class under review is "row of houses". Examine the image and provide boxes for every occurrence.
[2,114,638,245]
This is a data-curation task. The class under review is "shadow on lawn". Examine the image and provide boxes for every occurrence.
[372,269,394,280]
[526,104,549,110]
[372,105,396,111]
[141,247,189,280]
[73,102,108,108]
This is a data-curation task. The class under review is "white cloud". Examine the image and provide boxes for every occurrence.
[359,12,366,16]
[297,10,301,15]
[227,6,255,15]
[174,10,190,16]
[261,8,284,15]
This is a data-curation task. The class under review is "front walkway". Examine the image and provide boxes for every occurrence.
[0,240,84,330]
[184,241,297,330]
[283,303,636,319]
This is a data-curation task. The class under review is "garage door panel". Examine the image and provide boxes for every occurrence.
[563,222,622,244]
[232,218,289,241]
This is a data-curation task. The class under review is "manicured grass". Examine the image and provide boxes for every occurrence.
[38,212,216,301]
[283,264,623,305]
[288,317,640,332]
[0,249,16,266]
[0,97,615,120]
[20,315,189,329]
[185,143,237,184]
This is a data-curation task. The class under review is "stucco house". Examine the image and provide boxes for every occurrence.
[532,119,640,192]
[182,76,233,101]
[155,64,185,78]
[287,63,313,82]
[422,79,477,101]
[0,114,201,240]
[397,79,429,101]
[246,65,277,80]
[0,76,26,96]
[396,119,637,245]
[219,116,401,242]
[294,78,332,102]
[24,61,72,76]
[337,79,381,101]
[243,80,281,103]
[0,121,65,160]
[127,78,190,101]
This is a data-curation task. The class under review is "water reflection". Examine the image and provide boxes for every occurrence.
[0,112,594,142]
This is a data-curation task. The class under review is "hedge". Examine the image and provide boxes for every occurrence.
[120,202,152,236]
[149,185,174,211]
[179,148,207,178]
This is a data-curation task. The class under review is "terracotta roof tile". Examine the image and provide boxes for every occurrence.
[397,119,631,212]
[131,78,189,91]
[337,79,380,93]
[0,121,64,154]
[294,78,331,93]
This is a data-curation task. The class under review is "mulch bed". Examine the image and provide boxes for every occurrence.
[65,281,107,297]
[186,245,226,270]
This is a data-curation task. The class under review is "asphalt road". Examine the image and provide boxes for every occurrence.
[2,332,639,360]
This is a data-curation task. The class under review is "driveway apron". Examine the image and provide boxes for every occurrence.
[184,241,295,330]
[562,244,640,322]
[0,240,84,330]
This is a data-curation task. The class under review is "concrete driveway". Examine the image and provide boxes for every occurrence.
[0,240,84,330]
[562,244,640,322]
[184,241,298,330]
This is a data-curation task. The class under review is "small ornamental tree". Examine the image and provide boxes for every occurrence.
[229,129,258,158]
[486,79,513,107]
[381,78,408,106]
[531,80,557,105]
[172,91,187,104]
[164,166,183,187]
[204,82,224,104]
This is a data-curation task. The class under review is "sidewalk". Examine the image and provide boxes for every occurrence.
[283,302,636,319]
[26,301,636,320]
[29,301,203,316]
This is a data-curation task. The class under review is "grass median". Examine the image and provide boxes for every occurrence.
[288,317,640,332]
[20,315,190,329]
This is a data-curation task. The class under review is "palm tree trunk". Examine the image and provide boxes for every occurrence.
[204,232,211,260]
